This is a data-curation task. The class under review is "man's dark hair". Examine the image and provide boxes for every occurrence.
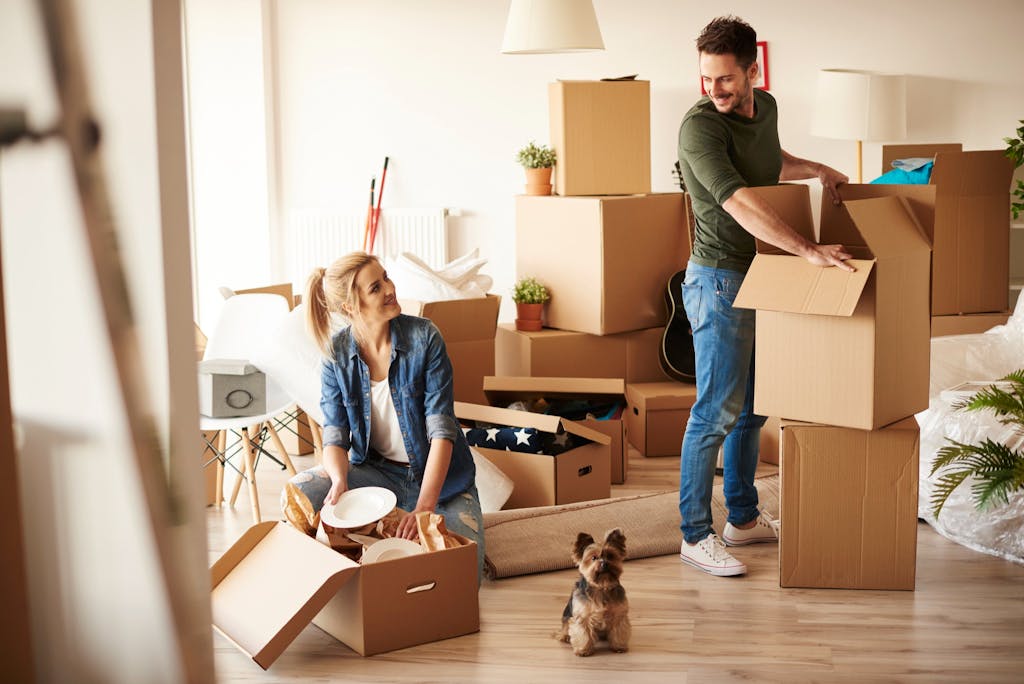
[696,16,757,69]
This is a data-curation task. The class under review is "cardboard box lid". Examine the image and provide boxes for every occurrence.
[398,295,501,343]
[930,150,1014,195]
[735,195,929,317]
[624,381,698,410]
[819,184,937,245]
[483,375,626,404]
[199,358,260,376]
[454,400,610,445]
[211,522,360,669]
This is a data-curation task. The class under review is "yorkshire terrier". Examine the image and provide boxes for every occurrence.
[554,528,631,656]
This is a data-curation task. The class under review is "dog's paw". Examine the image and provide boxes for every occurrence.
[573,649,593,657]
[611,646,629,653]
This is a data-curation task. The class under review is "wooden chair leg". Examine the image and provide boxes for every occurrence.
[264,421,297,476]
[215,429,226,507]
[309,419,323,464]
[239,427,261,523]
[228,430,245,507]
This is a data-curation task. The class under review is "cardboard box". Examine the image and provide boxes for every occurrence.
[495,324,667,383]
[735,186,932,430]
[482,375,628,484]
[624,381,698,457]
[516,194,689,335]
[211,521,479,669]
[758,416,781,466]
[549,79,651,196]
[779,418,919,590]
[878,144,1014,315]
[931,311,1012,337]
[454,401,610,508]
[399,295,501,404]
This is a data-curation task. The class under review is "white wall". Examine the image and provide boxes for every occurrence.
[0,1,212,681]
[188,0,1024,324]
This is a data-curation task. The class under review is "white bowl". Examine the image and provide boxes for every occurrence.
[320,486,397,529]
[361,537,425,564]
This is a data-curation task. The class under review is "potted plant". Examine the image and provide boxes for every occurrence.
[1003,119,1024,220]
[929,369,1024,517]
[511,276,550,331]
[516,141,557,196]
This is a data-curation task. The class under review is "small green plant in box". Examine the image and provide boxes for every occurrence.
[512,276,551,304]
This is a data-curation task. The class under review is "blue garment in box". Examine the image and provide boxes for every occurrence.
[871,160,934,185]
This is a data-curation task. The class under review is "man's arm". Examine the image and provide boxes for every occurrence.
[723,188,855,271]
[780,149,848,206]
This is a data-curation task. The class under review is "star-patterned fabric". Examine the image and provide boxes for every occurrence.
[461,424,581,455]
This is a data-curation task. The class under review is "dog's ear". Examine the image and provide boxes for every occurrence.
[604,528,627,557]
[572,532,595,563]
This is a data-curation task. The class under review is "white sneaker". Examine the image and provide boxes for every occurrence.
[679,533,747,576]
[723,510,779,547]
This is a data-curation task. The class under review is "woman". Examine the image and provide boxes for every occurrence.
[283,251,485,578]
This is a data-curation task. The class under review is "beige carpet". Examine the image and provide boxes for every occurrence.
[482,474,780,579]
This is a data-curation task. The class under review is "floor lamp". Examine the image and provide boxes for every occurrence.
[811,69,907,183]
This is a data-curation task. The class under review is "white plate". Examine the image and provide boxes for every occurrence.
[320,486,397,529]
[361,537,425,564]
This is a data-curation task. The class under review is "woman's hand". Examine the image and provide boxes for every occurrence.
[324,477,348,507]
[395,507,433,540]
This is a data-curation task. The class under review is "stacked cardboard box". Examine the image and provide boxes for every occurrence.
[499,79,698,483]
[874,144,1014,330]
[735,184,929,590]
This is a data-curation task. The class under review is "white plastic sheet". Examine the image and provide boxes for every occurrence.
[387,250,493,302]
[916,296,1024,564]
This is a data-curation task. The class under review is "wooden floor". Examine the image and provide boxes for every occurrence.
[207,448,1024,682]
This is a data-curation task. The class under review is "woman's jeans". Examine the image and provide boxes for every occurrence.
[285,455,486,580]
[678,262,766,545]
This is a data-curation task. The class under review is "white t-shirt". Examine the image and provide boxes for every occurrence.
[369,378,410,464]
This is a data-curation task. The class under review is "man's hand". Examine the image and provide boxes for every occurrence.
[805,243,855,272]
[396,507,433,540]
[817,164,849,206]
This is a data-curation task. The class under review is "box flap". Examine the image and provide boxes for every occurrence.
[211,522,360,669]
[454,401,610,445]
[844,196,933,256]
[483,375,626,404]
[733,254,874,316]
[625,381,698,410]
[819,184,937,246]
[929,150,1014,195]
[881,143,962,172]
[749,184,816,252]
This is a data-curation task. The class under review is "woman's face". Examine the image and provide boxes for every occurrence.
[349,260,401,326]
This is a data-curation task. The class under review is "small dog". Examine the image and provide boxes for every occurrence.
[554,528,631,656]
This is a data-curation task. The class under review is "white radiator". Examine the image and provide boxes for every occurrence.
[285,208,450,285]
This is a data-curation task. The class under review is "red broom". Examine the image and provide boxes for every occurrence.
[361,176,376,252]
[368,156,389,254]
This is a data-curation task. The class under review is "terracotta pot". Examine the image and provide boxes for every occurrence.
[524,167,553,196]
[514,302,544,331]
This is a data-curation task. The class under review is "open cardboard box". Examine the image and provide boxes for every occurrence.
[779,418,919,590]
[454,400,610,508]
[482,375,627,484]
[734,185,932,430]
[399,295,501,404]
[211,521,479,669]
[877,144,1014,315]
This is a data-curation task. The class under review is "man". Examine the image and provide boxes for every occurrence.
[676,15,854,577]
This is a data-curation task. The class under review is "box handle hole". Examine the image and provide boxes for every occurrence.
[632,406,639,415]
[577,465,592,478]
[407,581,436,594]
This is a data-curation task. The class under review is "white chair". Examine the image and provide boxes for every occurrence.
[252,303,328,460]
[200,292,295,522]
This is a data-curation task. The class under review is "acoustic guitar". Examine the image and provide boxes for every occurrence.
[659,269,696,383]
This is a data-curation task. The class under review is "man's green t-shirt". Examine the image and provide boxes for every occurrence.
[677,88,782,273]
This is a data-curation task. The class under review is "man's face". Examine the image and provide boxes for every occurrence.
[699,52,757,117]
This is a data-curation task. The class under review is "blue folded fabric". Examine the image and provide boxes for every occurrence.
[870,159,934,185]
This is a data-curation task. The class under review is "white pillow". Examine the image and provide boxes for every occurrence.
[471,446,514,513]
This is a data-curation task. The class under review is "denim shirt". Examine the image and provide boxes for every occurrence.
[319,314,475,503]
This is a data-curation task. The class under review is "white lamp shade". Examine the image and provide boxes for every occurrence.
[501,0,605,54]
[811,69,907,142]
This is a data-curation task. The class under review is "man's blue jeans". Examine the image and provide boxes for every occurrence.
[678,262,766,544]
